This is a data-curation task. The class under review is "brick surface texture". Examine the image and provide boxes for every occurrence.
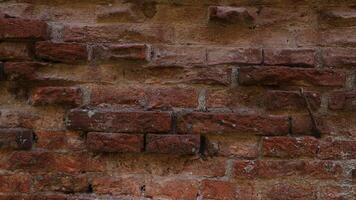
[0,1,355,200]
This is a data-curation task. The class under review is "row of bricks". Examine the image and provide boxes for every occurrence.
[2,128,355,159]
[1,40,356,68]
[1,174,354,199]
[0,61,353,88]
[1,150,354,179]
[20,85,356,111]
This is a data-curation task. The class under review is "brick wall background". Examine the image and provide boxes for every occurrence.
[0,0,355,199]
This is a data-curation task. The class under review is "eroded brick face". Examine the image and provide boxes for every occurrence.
[0,1,355,199]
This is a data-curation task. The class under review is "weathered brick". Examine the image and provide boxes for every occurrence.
[239,66,346,87]
[92,176,142,196]
[63,24,174,43]
[318,139,356,160]
[320,28,356,47]
[262,136,319,158]
[264,48,316,67]
[319,9,356,27]
[329,91,356,111]
[207,47,262,65]
[35,131,85,151]
[208,6,255,25]
[87,132,144,153]
[290,114,328,135]
[232,160,258,179]
[66,109,172,133]
[205,134,259,158]
[0,42,31,61]
[30,87,83,106]
[33,173,89,193]
[90,85,198,109]
[3,62,47,81]
[94,43,150,62]
[319,185,353,200]
[260,182,317,200]
[0,173,30,193]
[7,151,105,173]
[201,180,237,200]
[146,134,200,155]
[177,112,289,135]
[35,41,87,63]
[150,45,206,67]
[265,90,321,111]
[233,160,343,180]
[145,179,199,200]
[0,16,48,40]
[0,109,39,129]
[322,48,356,68]
[0,128,33,150]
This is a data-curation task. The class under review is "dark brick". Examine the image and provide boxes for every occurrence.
[146,134,200,154]
[35,41,87,63]
[177,112,289,135]
[0,128,33,150]
[66,109,172,133]
[239,66,346,87]
[87,132,144,153]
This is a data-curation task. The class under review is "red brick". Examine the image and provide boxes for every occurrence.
[7,151,105,173]
[207,47,262,65]
[181,157,226,177]
[302,160,344,180]
[329,91,356,111]
[291,114,328,135]
[201,180,237,200]
[146,134,200,155]
[239,66,346,87]
[322,48,356,68]
[260,182,317,200]
[150,45,206,67]
[262,136,319,158]
[30,87,83,106]
[33,173,88,193]
[183,66,232,86]
[264,48,316,67]
[35,131,85,151]
[94,43,150,62]
[256,160,305,179]
[92,176,142,196]
[0,128,33,150]
[205,134,258,158]
[35,41,87,63]
[63,24,174,43]
[0,42,30,61]
[0,17,47,40]
[3,62,47,81]
[232,160,258,179]
[145,179,199,200]
[90,85,198,109]
[177,112,289,135]
[87,132,144,153]
[208,6,255,24]
[146,87,198,109]
[66,109,172,133]
[318,139,356,160]
[265,90,321,111]
[320,28,356,47]
[0,173,30,193]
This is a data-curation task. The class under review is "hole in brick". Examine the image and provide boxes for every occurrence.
[32,131,38,143]
[86,184,93,193]
[199,135,207,155]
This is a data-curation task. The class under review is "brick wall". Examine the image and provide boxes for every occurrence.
[0,0,355,199]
